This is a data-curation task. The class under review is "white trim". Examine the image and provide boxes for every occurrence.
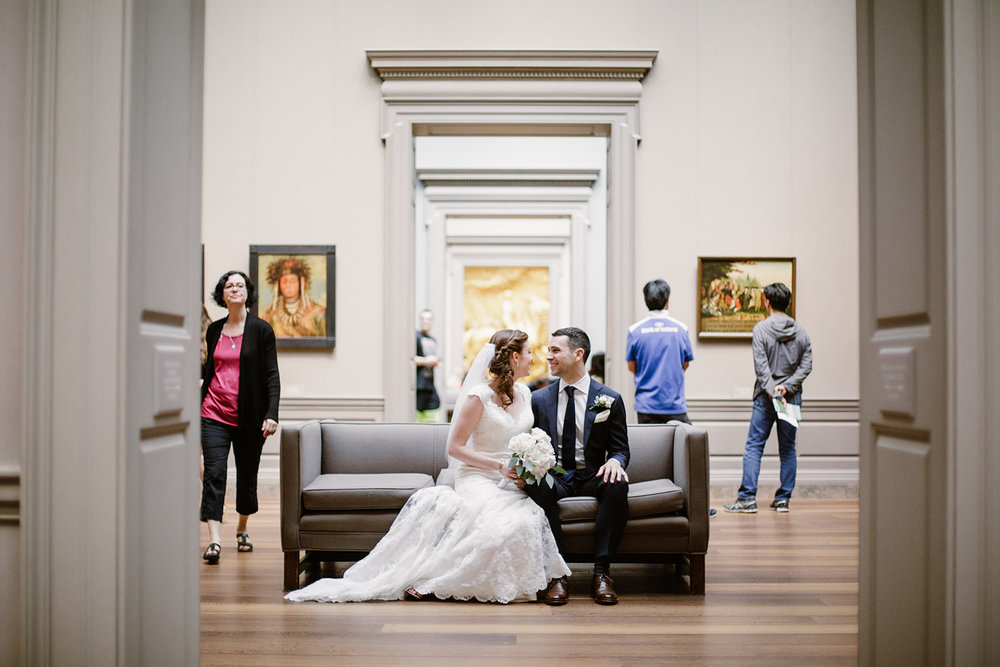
[947,0,999,661]
[686,397,860,421]
[23,0,57,661]
[277,397,386,423]
[417,168,600,188]
[709,460,861,494]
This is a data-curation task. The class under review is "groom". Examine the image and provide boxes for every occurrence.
[527,327,630,605]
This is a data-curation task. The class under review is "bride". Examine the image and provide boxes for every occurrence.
[284,329,570,603]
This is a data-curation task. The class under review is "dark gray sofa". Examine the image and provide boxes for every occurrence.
[280,420,709,593]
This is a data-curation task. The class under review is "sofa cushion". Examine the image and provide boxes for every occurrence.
[302,473,435,511]
[558,478,684,522]
[319,422,450,476]
[627,478,685,516]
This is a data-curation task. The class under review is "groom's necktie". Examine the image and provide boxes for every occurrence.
[561,386,577,472]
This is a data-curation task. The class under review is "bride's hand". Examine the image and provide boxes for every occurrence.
[500,464,525,489]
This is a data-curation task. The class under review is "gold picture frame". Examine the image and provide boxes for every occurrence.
[697,257,796,339]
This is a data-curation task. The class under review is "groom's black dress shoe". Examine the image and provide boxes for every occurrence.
[591,574,618,605]
[541,576,569,605]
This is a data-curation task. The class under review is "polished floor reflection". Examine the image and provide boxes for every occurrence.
[201,498,858,665]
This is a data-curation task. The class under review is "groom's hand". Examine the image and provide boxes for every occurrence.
[597,458,628,484]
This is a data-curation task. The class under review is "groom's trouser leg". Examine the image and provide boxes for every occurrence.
[577,476,629,573]
[524,477,566,551]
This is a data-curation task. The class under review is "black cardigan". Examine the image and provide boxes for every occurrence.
[202,314,281,429]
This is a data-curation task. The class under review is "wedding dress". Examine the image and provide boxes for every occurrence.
[284,381,570,603]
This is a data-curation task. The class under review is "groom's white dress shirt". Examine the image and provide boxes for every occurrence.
[556,374,591,469]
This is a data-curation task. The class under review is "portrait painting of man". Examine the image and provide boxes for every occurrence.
[249,245,336,348]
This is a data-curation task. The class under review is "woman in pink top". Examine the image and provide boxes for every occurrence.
[200,270,280,564]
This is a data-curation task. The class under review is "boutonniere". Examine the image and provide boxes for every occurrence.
[589,395,615,411]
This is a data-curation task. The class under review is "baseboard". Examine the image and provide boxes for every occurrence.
[710,455,859,499]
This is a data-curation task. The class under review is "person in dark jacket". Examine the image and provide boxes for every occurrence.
[415,309,441,422]
[200,270,280,563]
[724,282,812,514]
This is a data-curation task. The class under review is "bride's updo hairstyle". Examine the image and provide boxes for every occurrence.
[488,329,529,407]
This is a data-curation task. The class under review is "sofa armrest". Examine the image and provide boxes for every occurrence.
[280,420,323,551]
[672,422,710,553]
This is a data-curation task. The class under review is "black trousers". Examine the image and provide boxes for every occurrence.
[200,417,265,522]
[525,469,629,573]
[637,411,691,425]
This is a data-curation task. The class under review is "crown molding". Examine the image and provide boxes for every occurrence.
[417,168,600,188]
[367,50,657,82]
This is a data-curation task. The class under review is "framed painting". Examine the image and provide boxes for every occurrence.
[248,245,336,349]
[697,257,796,338]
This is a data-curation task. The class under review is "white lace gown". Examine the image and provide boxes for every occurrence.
[284,382,570,603]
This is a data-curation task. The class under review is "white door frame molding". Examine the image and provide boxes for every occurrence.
[22,1,204,662]
[368,50,657,421]
[858,0,1000,663]
[418,166,601,404]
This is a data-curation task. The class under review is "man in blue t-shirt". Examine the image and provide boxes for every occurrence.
[626,279,694,424]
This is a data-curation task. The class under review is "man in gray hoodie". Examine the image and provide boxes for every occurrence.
[724,282,812,513]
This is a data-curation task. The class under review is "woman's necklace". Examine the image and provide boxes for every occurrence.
[224,309,245,349]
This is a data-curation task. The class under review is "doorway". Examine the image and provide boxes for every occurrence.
[414,136,607,415]
[369,50,655,421]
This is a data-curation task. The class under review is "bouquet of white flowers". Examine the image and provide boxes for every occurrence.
[500,427,565,489]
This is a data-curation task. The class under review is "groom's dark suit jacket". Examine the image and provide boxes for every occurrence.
[531,377,630,476]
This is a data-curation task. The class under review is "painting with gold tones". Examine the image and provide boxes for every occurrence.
[249,245,336,348]
[463,266,550,385]
[697,257,795,338]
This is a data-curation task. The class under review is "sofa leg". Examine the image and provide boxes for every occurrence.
[284,551,301,591]
[688,553,705,595]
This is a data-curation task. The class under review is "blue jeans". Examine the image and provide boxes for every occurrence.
[738,393,800,502]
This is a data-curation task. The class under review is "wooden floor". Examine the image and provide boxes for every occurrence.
[201,498,858,665]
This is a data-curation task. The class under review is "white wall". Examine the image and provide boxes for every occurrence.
[202,0,859,490]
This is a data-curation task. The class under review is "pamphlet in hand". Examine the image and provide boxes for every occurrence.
[772,397,801,428]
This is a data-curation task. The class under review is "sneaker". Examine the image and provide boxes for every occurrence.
[770,499,790,513]
[722,498,758,513]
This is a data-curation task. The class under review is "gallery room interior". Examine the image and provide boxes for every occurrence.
[1,0,997,663]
